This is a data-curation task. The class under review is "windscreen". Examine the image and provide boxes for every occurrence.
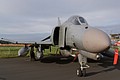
[79,17,86,23]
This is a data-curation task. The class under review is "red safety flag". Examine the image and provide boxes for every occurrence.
[113,48,119,65]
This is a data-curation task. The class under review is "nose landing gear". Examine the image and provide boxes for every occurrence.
[77,53,89,77]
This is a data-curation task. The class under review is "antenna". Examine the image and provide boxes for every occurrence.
[58,17,61,26]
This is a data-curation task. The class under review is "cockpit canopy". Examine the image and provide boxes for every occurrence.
[67,15,88,25]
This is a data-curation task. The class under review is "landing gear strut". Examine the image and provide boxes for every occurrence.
[77,53,89,77]
[35,45,43,60]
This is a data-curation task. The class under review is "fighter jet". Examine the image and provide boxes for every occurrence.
[13,15,119,77]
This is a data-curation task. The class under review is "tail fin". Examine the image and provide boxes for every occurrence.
[58,17,61,26]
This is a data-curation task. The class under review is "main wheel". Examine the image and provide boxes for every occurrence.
[76,68,83,77]
[82,69,86,77]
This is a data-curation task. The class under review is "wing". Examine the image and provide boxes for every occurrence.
[18,41,52,57]
[18,35,52,57]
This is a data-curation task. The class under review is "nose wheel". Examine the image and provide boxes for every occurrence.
[76,67,86,77]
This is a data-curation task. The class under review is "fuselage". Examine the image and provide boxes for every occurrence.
[52,15,111,54]
[65,25,111,53]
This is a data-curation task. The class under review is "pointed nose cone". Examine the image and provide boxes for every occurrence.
[83,28,111,53]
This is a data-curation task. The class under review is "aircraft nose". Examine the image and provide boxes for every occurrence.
[83,28,111,53]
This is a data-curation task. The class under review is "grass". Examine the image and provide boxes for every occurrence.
[0,46,21,58]
[44,46,59,55]
[0,46,59,58]
[111,46,120,53]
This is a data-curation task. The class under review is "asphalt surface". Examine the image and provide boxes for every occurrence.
[0,56,120,80]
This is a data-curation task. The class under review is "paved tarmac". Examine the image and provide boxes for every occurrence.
[0,56,120,80]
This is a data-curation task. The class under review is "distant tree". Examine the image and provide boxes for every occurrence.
[0,40,13,44]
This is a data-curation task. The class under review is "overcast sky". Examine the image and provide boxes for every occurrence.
[0,0,120,34]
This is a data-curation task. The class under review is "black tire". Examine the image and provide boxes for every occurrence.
[76,68,83,77]
[82,69,86,77]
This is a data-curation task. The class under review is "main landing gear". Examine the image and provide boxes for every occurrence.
[35,45,43,60]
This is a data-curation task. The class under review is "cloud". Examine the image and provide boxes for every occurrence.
[80,9,120,26]
[0,0,119,34]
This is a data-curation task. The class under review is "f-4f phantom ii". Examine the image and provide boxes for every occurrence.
[11,15,119,77]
